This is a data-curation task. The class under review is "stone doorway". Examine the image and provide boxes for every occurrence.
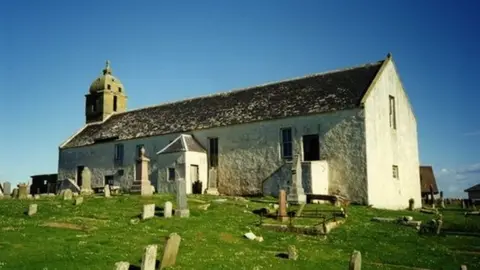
[303,134,320,161]
[76,166,85,187]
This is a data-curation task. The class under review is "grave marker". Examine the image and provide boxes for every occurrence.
[114,262,130,270]
[141,244,157,270]
[160,233,182,269]
[349,250,361,270]
[164,201,172,218]
[142,204,155,220]
[28,204,38,216]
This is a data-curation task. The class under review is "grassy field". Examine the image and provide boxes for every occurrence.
[0,194,479,270]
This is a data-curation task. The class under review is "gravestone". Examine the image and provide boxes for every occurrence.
[130,146,153,196]
[18,184,28,199]
[28,204,38,216]
[3,182,11,195]
[34,194,40,200]
[174,164,190,217]
[278,189,288,222]
[408,198,414,211]
[12,188,19,198]
[160,233,182,269]
[114,262,130,270]
[462,200,466,209]
[288,245,298,260]
[287,155,306,204]
[164,201,173,218]
[104,185,111,198]
[74,196,84,205]
[349,250,361,270]
[141,244,157,270]
[80,167,94,195]
[460,265,468,270]
[142,204,155,220]
[205,167,219,195]
[63,189,73,200]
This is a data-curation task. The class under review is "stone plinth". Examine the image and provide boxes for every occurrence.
[287,155,306,205]
[205,167,220,195]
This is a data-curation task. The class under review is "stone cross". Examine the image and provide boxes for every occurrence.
[349,250,362,270]
[141,244,157,270]
[164,201,172,218]
[287,155,306,204]
[278,189,288,222]
[160,233,182,269]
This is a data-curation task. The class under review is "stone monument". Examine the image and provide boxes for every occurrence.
[80,167,94,195]
[18,184,28,199]
[3,182,11,195]
[287,155,306,204]
[130,146,153,196]
[205,167,220,195]
[174,161,190,218]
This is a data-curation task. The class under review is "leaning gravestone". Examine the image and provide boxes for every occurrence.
[164,201,173,218]
[28,204,38,216]
[142,204,155,220]
[349,250,361,270]
[160,233,182,269]
[141,244,158,270]
[11,188,19,199]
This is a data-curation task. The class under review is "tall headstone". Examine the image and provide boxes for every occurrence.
[205,167,219,195]
[174,161,190,218]
[3,182,11,195]
[18,184,28,199]
[278,189,288,222]
[287,155,306,204]
[349,250,362,270]
[160,233,182,269]
[141,244,157,270]
[131,146,153,196]
[104,185,111,198]
[80,167,93,195]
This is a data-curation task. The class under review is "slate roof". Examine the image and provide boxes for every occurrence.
[62,59,385,149]
[419,166,439,194]
[464,184,480,192]
[157,134,206,155]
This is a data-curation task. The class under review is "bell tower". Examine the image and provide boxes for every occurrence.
[85,60,127,124]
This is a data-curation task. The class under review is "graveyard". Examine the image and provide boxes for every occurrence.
[0,193,479,270]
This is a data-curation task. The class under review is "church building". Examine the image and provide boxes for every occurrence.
[58,53,421,209]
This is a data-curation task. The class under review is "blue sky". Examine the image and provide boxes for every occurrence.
[0,1,478,197]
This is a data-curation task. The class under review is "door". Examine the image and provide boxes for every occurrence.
[76,166,85,187]
[303,134,320,161]
[190,165,200,194]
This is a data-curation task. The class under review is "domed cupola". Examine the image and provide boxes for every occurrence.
[84,60,128,124]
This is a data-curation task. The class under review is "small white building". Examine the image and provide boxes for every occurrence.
[58,53,421,209]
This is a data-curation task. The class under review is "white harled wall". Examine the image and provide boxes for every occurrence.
[364,59,421,209]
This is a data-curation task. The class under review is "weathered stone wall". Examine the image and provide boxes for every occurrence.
[364,59,421,210]
[59,109,367,200]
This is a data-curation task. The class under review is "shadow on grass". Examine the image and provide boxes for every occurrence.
[275,253,289,259]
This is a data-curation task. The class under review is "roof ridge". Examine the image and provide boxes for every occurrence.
[110,59,384,117]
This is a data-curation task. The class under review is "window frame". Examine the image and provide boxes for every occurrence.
[208,137,219,167]
[280,127,293,160]
[168,168,176,181]
[392,165,399,179]
[389,95,397,130]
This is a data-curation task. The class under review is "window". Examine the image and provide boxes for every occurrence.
[114,144,124,163]
[43,180,48,185]
[136,144,144,158]
[392,165,399,179]
[113,96,118,112]
[168,168,175,181]
[280,128,293,160]
[107,84,111,90]
[118,87,122,93]
[389,95,396,130]
[208,137,219,167]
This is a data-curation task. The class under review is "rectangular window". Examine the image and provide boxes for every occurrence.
[168,168,176,181]
[208,137,219,167]
[107,84,111,90]
[113,96,118,112]
[114,144,124,163]
[136,144,144,158]
[389,95,396,130]
[280,128,293,160]
[392,165,399,179]
[118,87,122,92]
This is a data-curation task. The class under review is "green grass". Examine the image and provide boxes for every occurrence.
[0,195,479,270]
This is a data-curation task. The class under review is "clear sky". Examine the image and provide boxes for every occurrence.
[0,1,478,197]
